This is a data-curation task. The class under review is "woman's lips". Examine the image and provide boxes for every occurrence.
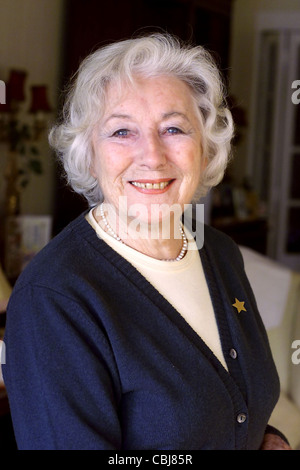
[129,179,175,193]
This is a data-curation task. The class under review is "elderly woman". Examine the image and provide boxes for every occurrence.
[3,34,290,450]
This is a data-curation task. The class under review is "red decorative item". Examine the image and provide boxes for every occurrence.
[29,85,52,113]
[8,70,27,102]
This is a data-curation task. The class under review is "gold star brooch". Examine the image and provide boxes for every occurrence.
[232,298,247,313]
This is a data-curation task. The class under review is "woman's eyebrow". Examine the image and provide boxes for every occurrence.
[162,111,191,122]
[103,113,132,125]
[103,111,191,125]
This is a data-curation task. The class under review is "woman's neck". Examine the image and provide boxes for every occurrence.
[93,203,187,261]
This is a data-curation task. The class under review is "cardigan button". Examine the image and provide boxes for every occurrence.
[229,348,238,359]
[237,413,247,424]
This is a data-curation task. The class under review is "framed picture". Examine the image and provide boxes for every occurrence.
[4,215,52,281]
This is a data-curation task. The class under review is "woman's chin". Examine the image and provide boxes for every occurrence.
[123,205,183,242]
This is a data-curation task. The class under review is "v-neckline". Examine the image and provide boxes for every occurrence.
[81,214,247,401]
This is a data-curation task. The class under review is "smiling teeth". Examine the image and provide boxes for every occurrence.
[131,181,171,189]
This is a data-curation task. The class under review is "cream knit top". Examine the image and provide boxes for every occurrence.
[87,207,227,370]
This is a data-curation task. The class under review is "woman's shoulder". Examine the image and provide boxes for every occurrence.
[202,223,244,268]
[204,223,239,247]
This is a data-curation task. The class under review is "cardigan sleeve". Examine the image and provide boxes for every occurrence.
[3,283,122,450]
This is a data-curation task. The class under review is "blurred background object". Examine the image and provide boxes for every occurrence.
[0,262,11,313]
[0,68,52,282]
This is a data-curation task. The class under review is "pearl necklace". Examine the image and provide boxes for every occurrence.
[99,203,188,261]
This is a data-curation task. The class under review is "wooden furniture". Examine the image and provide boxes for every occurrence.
[0,312,16,449]
[0,388,9,417]
[211,217,268,254]
[0,388,16,449]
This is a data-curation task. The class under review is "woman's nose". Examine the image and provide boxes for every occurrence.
[138,133,167,169]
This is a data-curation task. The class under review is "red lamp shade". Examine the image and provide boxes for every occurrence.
[29,85,52,113]
[8,69,27,101]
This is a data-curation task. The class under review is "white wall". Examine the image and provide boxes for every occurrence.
[228,0,300,182]
[0,0,66,216]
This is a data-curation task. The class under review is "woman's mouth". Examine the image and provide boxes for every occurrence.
[129,179,175,193]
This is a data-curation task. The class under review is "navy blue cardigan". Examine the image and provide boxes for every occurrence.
[3,213,280,449]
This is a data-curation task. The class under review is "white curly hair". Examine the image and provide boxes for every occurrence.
[49,33,234,206]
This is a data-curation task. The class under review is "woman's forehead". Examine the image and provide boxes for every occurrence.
[101,75,199,119]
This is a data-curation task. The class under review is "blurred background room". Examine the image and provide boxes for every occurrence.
[0,0,300,450]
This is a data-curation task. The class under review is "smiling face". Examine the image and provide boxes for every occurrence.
[91,75,205,225]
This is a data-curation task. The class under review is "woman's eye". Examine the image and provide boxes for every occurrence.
[112,129,129,138]
[165,127,183,135]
